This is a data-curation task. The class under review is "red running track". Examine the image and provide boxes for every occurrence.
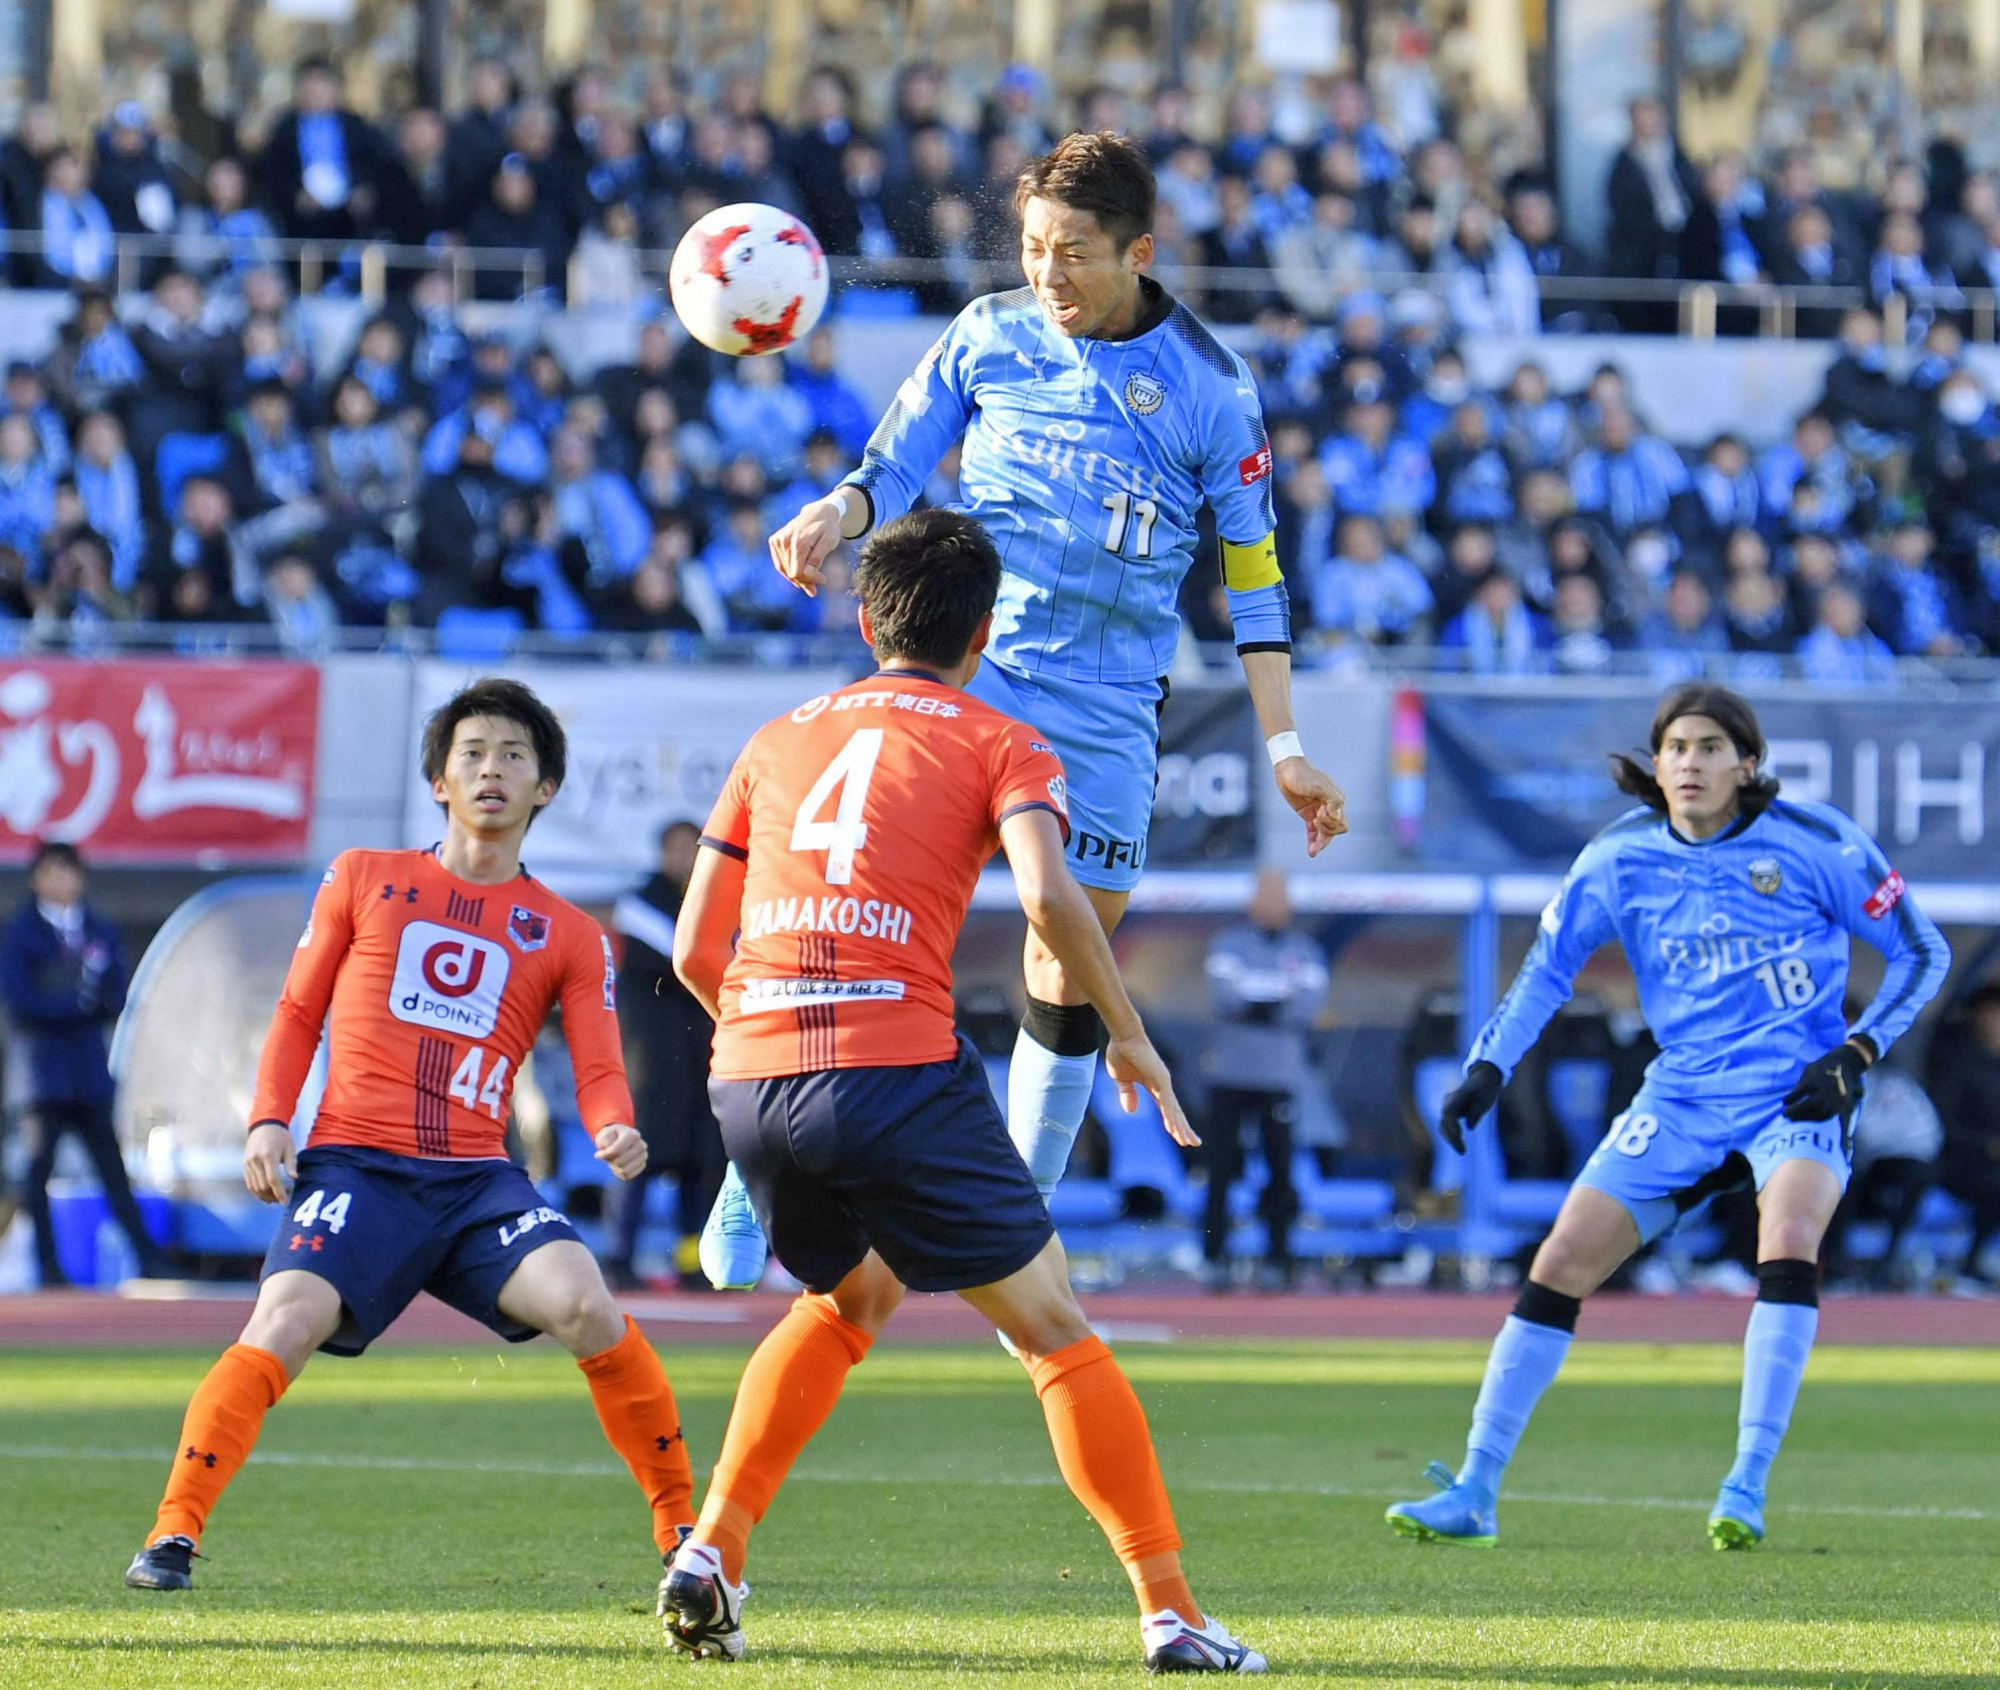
[1,1287,1996,1350]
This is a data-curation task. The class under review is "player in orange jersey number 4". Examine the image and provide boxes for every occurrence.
[123,678,699,1603]
[662,508,1265,1675]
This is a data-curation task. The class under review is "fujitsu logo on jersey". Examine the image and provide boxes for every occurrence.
[1656,927,1811,986]
[743,894,914,945]
[388,921,511,1036]
[1001,424,1164,499]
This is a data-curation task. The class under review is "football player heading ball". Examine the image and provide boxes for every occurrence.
[705,131,1344,1289]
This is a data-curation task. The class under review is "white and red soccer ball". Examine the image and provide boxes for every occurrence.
[669,202,828,356]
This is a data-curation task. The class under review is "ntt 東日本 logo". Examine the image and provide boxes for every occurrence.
[389,921,510,1037]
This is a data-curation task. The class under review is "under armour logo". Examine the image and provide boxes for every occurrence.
[183,1446,217,1468]
[655,1430,684,1452]
[381,884,419,903]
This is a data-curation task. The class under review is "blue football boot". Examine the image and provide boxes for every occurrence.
[698,1162,768,1291]
[1385,1461,1500,1548]
[1707,1480,1765,1550]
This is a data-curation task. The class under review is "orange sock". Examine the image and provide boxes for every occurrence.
[150,1343,290,1546]
[1028,1335,1201,1626]
[695,1294,873,1582]
[579,1315,696,1552]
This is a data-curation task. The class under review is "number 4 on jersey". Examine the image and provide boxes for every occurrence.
[791,728,883,885]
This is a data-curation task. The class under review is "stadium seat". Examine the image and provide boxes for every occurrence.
[154,432,230,513]
[434,606,526,660]
[1547,1058,1613,1165]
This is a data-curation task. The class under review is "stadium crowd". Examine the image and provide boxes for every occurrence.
[4,56,2000,669]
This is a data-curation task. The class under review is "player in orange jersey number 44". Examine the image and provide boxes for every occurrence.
[661,508,1265,1675]
[123,679,699,1607]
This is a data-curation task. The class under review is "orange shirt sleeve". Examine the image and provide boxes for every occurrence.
[699,746,753,860]
[250,853,358,1131]
[989,721,1071,843]
[560,914,636,1132]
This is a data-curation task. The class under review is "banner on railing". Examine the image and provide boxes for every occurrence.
[401,664,1262,885]
[402,663,856,879]
[1416,689,2000,880]
[0,660,319,863]
[1151,685,1260,867]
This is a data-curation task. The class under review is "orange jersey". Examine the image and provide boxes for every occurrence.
[700,668,1068,1079]
[251,847,633,1159]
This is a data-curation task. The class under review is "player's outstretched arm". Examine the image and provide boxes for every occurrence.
[998,808,1198,1147]
[672,840,749,1024]
[1239,649,1346,856]
[768,492,855,597]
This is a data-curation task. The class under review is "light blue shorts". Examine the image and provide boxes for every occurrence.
[1574,1083,1851,1244]
[966,659,1166,893]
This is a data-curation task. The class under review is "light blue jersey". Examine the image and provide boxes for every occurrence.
[1473,798,1949,1105]
[841,280,1290,686]
[1471,797,1948,1228]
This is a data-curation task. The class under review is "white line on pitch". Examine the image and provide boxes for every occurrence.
[0,1444,1987,1523]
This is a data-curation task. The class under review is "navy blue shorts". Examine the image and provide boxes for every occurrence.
[708,1039,1054,1295]
[260,1145,580,1356]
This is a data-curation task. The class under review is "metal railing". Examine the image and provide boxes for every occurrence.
[1,227,1987,340]
[13,616,2000,694]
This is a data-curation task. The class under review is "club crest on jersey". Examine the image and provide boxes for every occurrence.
[1124,372,1167,415]
[508,906,550,951]
[1748,857,1783,895]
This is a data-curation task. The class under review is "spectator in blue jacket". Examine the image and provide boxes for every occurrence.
[1439,567,1552,672]
[547,424,650,586]
[0,412,56,568]
[1318,396,1435,519]
[2,842,166,1286]
[787,328,873,459]
[71,412,146,590]
[1866,519,1966,656]
[1798,580,1899,684]
[707,351,814,479]
[1569,402,1691,539]
[1311,513,1433,644]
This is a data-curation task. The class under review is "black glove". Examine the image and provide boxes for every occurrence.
[1781,1041,1869,1153]
[1437,1060,1503,1155]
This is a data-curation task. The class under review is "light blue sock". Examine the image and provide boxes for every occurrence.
[1727,1300,1819,1495]
[1460,1315,1575,1499]
[1007,1026,1095,1202]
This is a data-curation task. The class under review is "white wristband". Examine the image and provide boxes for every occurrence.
[829,486,869,540]
[1265,730,1305,767]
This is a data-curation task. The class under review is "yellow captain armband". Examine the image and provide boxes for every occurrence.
[1220,532,1283,592]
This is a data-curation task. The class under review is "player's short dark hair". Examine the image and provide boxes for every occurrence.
[854,507,1001,670]
[28,839,83,876]
[1015,130,1156,249]
[1609,683,1781,818]
[420,677,567,816]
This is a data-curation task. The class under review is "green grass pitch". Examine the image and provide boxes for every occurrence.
[3,1339,1996,1688]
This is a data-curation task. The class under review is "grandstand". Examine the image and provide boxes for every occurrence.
[1,7,1998,1686]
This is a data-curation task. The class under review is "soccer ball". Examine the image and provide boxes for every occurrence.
[669,202,829,357]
